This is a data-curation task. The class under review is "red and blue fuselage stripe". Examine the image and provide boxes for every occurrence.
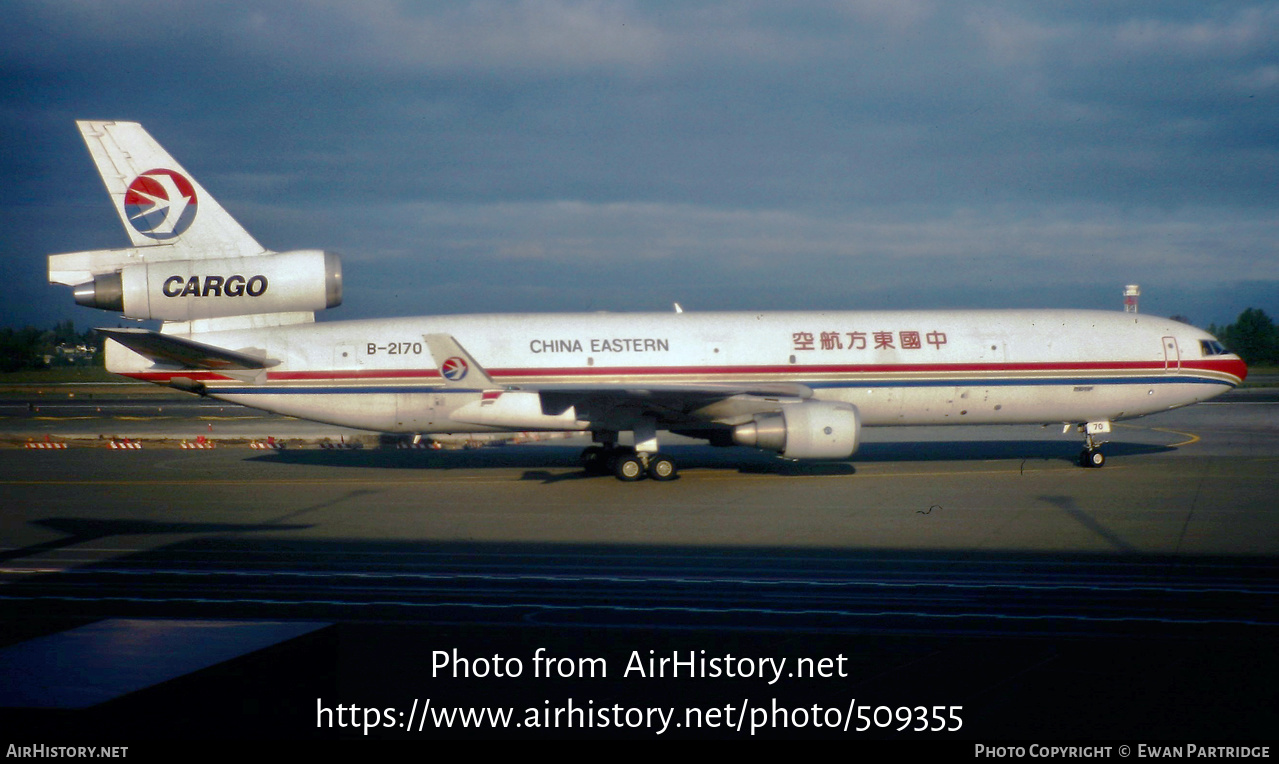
[124,357,1246,394]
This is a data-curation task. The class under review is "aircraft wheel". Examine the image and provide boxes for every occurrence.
[1080,448,1105,468]
[581,446,608,475]
[613,454,645,481]
[647,454,677,481]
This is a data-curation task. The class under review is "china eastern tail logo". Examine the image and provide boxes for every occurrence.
[441,357,468,381]
[124,169,197,239]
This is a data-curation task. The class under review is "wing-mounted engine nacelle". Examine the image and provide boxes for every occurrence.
[72,250,342,321]
[732,401,861,459]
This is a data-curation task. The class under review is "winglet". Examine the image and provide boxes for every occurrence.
[422,334,500,389]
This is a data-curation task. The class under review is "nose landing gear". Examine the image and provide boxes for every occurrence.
[1079,446,1106,468]
[1076,421,1111,468]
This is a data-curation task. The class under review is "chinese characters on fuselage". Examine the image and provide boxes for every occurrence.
[791,331,948,351]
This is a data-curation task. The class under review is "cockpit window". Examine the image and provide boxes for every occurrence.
[1200,340,1230,356]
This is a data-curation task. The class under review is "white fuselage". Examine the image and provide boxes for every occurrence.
[110,309,1246,434]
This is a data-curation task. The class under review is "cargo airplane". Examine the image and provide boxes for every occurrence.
[49,121,1247,480]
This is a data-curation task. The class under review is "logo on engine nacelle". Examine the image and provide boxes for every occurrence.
[161,275,268,298]
[441,357,469,381]
[125,169,197,240]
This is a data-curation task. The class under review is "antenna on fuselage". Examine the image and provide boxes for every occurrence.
[1123,285,1140,313]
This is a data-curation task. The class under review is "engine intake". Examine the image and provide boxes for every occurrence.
[732,401,861,459]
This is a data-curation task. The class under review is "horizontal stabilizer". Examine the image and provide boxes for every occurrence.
[98,328,277,371]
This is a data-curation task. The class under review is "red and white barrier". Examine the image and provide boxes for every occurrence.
[250,440,287,450]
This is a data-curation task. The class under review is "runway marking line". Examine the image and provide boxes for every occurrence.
[0,477,518,486]
[1148,427,1200,448]
[0,568,65,575]
[1115,422,1201,448]
[694,465,1107,481]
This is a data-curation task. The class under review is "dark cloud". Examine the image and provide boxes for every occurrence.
[2,1,1274,331]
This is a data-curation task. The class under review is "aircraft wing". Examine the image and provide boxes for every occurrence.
[538,381,809,418]
[424,332,817,429]
[455,382,812,432]
[422,333,812,427]
[98,328,278,371]
[508,381,812,399]
[448,384,809,432]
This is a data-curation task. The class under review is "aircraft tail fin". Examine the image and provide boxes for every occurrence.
[77,120,267,259]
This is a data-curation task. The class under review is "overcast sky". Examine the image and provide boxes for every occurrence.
[2,1,1275,330]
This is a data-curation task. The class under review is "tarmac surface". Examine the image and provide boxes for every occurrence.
[0,387,1275,743]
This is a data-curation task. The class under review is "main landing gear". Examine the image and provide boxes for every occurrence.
[581,445,678,481]
[581,421,678,481]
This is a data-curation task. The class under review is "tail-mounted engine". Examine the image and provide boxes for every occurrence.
[66,249,342,322]
[49,122,343,325]
[732,400,861,459]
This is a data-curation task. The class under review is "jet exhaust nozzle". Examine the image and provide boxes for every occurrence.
[73,272,124,312]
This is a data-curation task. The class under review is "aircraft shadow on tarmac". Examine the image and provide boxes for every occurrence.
[856,439,1174,462]
[0,517,312,564]
[246,439,1177,480]
[2,532,1274,739]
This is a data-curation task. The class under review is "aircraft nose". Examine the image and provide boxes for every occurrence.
[1232,357,1249,384]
